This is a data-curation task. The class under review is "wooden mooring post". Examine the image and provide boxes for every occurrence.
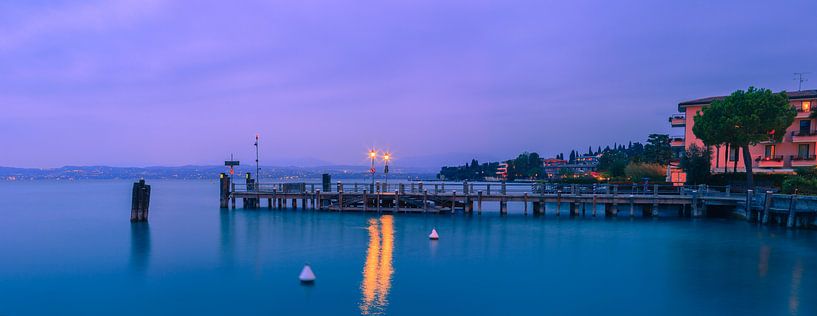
[131,179,151,222]
[219,173,230,208]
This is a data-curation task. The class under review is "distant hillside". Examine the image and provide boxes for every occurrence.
[0,165,436,181]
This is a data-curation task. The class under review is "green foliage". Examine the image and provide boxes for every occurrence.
[693,87,796,187]
[624,163,666,181]
[679,144,711,184]
[782,167,817,195]
[438,160,498,181]
[598,150,628,177]
[781,176,817,195]
[643,134,673,165]
[507,152,543,180]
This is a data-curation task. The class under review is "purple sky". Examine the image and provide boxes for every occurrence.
[2,0,816,168]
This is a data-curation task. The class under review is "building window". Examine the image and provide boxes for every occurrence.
[798,144,810,159]
[764,145,775,159]
[803,101,812,112]
[729,147,739,161]
[800,120,812,135]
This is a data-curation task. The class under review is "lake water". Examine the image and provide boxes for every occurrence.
[1,180,816,315]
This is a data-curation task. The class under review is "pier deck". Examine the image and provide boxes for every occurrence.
[218,174,817,228]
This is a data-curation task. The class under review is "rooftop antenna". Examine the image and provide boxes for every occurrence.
[794,72,810,91]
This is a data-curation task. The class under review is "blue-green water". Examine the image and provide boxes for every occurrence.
[1,180,816,315]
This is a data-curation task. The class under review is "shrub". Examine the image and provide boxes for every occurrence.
[624,163,666,181]
[782,176,817,195]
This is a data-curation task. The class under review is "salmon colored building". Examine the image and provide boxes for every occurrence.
[669,89,817,178]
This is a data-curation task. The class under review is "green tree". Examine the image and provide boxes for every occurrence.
[598,150,628,177]
[693,87,795,188]
[643,134,672,165]
[679,144,711,184]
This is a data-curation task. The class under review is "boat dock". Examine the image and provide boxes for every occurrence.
[218,173,817,228]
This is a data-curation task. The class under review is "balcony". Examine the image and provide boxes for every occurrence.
[757,156,785,168]
[670,136,684,147]
[790,155,817,167]
[668,114,686,127]
[795,105,812,118]
[791,130,817,143]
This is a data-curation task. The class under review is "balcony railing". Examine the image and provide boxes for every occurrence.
[670,136,684,147]
[791,130,817,142]
[790,155,817,161]
[757,155,784,162]
[668,114,686,127]
[792,130,817,137]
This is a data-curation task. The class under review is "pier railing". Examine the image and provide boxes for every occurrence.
[232,181,736,197]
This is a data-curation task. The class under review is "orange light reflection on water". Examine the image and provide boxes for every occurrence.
[359,215,394,315]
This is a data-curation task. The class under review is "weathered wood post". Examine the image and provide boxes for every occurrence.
[745,190,754,220]
[487,184,491,195]
[691,190,700,217]
[363,190,369,211]
[441,182,445,193]
[592,194,597,217]
[395,190,400,213]
[338,183,344,211]
[219,173,230,209]
[629,195,635,217]
[316,190,322,210]
[762,191,772,223]
[452,191,457,212]
[244,173,258,209]
[477,191,483,214]
[131,179,151,222]
[556,190,562,216]
[376,188,382,213]
[652,184,659,217]
[787,195,797,228]
[524,192,529,215]
[501,181,506,195]
[231,183,236,209]
[322,174,331,192]
[423,190,428,212]
[465,186,473,213]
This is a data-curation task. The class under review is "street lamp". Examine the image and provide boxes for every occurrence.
[383,152,391,186]
[369,149,377,188]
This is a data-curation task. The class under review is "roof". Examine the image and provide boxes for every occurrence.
[678,89,817,111]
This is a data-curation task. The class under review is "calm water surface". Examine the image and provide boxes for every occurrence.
[1,180,816,315]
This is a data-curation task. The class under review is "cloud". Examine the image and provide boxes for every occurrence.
[0,0,167,51]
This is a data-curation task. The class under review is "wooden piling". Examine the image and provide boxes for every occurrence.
[524,193,529,215]
[592,195,597,217]
[787,195,797,228]
[395,190,400,213]
[130,179,151,222]
[762,191,772,224]
[556,190,561,216]
[423,190,428,212]
[219,173,230,209]
[477,191,483,214]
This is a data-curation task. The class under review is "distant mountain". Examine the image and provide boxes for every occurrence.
[0,165,437,181]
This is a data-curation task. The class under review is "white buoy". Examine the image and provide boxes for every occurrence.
[429,228,439,240]
[299,264,316,283]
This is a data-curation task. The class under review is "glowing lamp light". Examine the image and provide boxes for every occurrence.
[369,150,377,158]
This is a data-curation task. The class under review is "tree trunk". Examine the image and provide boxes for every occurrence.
[733,146,739,173]
[742,144,754,189]
[724,143,730,173]
[714,145,720,169]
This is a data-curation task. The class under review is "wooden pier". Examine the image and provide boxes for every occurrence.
[218,173,817,228]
